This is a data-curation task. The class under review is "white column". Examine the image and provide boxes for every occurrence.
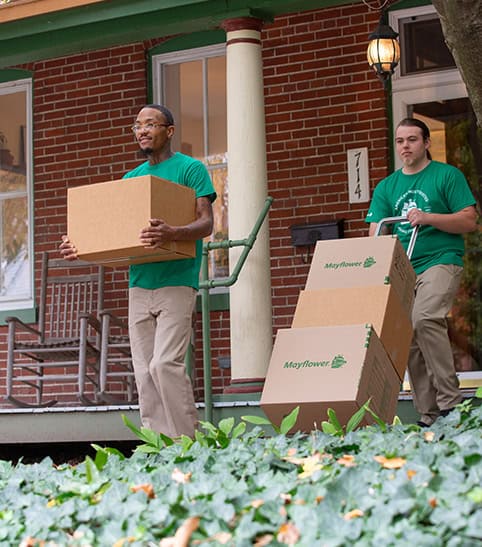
[222,17,272,393]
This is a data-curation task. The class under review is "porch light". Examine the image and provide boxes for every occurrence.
[367,15,400,87]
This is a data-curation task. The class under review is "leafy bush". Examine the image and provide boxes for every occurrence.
[1,394,481,546]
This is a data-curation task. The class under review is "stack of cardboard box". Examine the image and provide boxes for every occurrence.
[261,236,416,432]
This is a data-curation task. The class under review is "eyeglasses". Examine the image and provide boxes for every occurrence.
[131,122,171,133]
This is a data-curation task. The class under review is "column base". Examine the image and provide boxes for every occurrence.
[223,378,265,394]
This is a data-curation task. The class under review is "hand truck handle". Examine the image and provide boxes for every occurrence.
[374,216,419,259]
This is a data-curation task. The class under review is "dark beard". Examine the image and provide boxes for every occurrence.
[140,147,153,157]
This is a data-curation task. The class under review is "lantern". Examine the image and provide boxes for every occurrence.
[367,15,400,86]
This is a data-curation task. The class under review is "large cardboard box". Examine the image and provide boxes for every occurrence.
[305,236,416,315]
[292,286,412,381]
[260,324,400,432]
[67,175,196,267]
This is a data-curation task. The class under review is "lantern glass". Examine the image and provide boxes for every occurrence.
[367,37,401,74]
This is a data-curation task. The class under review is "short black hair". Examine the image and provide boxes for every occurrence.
[142,104,175,126]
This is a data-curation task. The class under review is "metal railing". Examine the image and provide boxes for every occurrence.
[198,196,273,422]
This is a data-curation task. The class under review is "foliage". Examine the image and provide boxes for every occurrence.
[446,115,482,361]
[0,396,481,546]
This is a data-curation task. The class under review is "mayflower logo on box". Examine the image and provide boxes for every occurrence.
[363,256,376,268]
[330,354,347,368]
[283,354,347,370]
[324,257,376,269]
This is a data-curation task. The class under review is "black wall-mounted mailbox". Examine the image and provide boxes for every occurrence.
[290,219,344,247]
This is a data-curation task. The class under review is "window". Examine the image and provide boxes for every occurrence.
[0,77,33,316]
[399,13,456,76]
[152,43,228,279]
[390,6,482,386]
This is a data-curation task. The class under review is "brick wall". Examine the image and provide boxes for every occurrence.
[264,6,390,332]
[0,4,390,407]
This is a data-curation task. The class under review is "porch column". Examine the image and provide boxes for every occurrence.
[221,17,272,393]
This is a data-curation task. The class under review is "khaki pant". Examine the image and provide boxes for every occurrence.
[128,286,198,437]
[408,264,463,425]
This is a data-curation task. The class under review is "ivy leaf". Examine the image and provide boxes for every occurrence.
[179,435,194,452]
[232,422,247,439]
[321,421,339,436]
[159,432,175,447]
[199,420,218,436]
[122,414,173,450]
[91,444,126,471]
[218,417,235,437]
[365,404,387,432]
[327,408,343,433]
[135,444,164,454]
[241,414,272,426]
[279,407,300,435]
[84,456,100,484]
[91,446,108,471]
[346,403,368,433]
[467,486,482,503]
[122,414,154,444]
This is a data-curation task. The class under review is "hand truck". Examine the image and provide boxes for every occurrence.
[374,215,420,259]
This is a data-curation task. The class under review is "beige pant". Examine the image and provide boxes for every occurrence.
[408,264,463,425]
[128,286,198,437]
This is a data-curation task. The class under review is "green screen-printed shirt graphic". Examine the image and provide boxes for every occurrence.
[365,161,476,274]
[284,355,347,370]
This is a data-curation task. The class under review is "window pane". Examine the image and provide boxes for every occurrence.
[0,166,26,194]
[400,15,456,75]
[207,55,227,156]
[0,90,27,187]
[165,60,205,158]
[0,196,29,300]
[0,83,32,308]
[206,155,228,278]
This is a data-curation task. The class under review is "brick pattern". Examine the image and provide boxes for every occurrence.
[264,7,389,334]
[0,5,389,407]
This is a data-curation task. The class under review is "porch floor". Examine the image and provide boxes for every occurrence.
[0,390,477,446]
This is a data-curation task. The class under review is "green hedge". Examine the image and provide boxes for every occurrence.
[0,398,481,546]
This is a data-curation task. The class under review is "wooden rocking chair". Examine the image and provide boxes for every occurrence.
[5,252,104,407]
[98,309,137,404]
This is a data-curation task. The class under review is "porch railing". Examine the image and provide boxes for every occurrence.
[198,196,273,422]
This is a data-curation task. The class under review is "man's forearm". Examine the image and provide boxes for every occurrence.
[408,206,478,234]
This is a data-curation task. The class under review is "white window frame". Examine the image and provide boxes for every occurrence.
[151,43,229,286]
[390,5,464,92]
[0,77,34,313]
[151,43,226,160]
[390,5,468,171]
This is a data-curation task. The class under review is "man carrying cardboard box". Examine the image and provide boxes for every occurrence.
[60,104,216,438]
[366,117,478,427]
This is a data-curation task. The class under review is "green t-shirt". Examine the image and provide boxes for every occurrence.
[365,161,476,274]
[123,152,216,290]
